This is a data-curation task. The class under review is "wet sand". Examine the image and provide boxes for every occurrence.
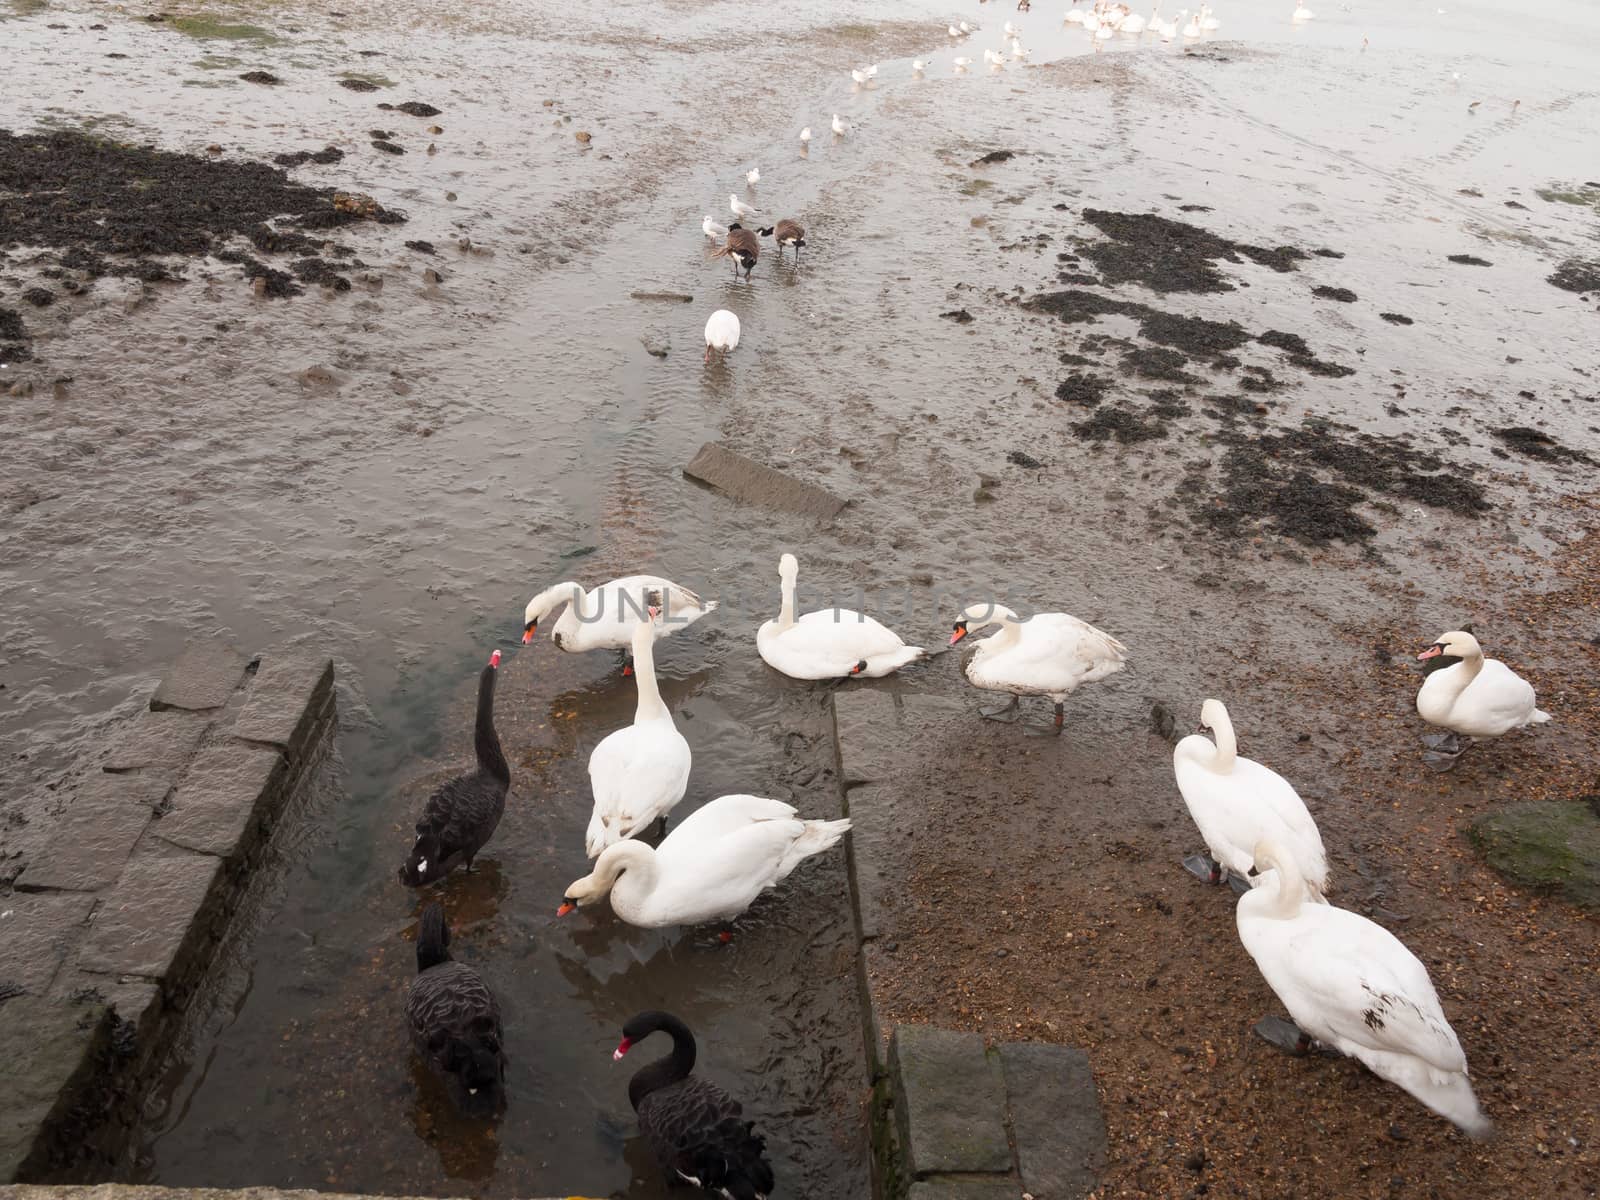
[4,0,1600,1193]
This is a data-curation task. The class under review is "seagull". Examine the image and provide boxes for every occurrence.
[1292,0,1314,20]
[1004,19,1019,34]
[746,166,760,186]
[948,23,962,36]
[799,126,812,143]
[851,67,869,84]
[1011,36,1029,56]
[954,55,973,69]
[912,58,928,71]
[729,193,758,220]
[865,63,879,76]
[832,113,847,135]
[702,215,728,240]
[960,20,973,32]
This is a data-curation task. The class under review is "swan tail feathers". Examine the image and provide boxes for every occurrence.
[779,818,851,876]
[584,812,615,860]
[1528,707,1552,725]
[870,645,926,675]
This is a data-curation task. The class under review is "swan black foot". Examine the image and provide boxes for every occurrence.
[1183,853,1224,884]
[1227,872,1253,897]
[979,696,1021,723]
[1420,730,1463,752]
[1422,747,1467,772]
[1254,1015,1315,1056]
[1022,702,1066,737]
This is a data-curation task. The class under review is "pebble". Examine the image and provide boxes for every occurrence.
[575,131,592,144]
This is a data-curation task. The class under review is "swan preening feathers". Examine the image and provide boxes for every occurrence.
[705,309,740,362]
[949,603,1127,734]
[1238,841,1491,1137]
[1173,699,1329,900]
[757,552,925,680]
[560,793,850,930]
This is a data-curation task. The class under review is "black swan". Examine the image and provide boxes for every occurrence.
[614,1011,775,1198]
[405,902,506,1115]
[399,649,509,887]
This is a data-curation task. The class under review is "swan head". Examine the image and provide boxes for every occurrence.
[1418,630,1481,662]
[949,601,1018,644]
[778,552,799,581]
[1246,839,1308,914]
[1198,697,1228,733]
[441,1033,504,1114]
[558,842,645,915]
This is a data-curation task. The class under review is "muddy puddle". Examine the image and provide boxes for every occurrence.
[5,0,1600,1193]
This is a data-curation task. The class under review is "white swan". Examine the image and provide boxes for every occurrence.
[1415,630,1549,764]
[949,603,1126,734]
[1065,8,1086,23]
[1181,8,1202,35]
[831,113,847,135]
[1173,699,1329,898]
[799,126,811,144]
[1120,11,1147,33]
[757,553,925,680]
[586,613,691,858]
[912,58,927,71]
[1292,0,1315,20]
[704,309,740,363]
[521,575,716,668]
[701,215,728,240]
[1237,840,1492,1137]
[745,166,760,186]
[851,67,869,85]
[953,55,973,70]
[1199,4,1220,29]
[558,794,851,930]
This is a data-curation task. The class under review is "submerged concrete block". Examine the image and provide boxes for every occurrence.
[844,783,892,942]
[101,710,211,776]
[77,853,222,981]
[153,743,285,859]
[148,639,249,713]
[16,779,159,893]
[910,1179,1025,1200]
[1000,1042,1107,1199]
[0,893,96,996]
[231,651,334,757]
[0,996,111,1181]
[684,441,848,520]
[891,1025,1012,1178]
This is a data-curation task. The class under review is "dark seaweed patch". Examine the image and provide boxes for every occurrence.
[22,287,55,308]
[240,70,281,85]
[1121,344,1198,383]
[291,257,352,291]
[1312,285,1357,302]
[1448,254,1492,266]
[1072,407,1168,444]
[1380,312,1414,325]
[1547,259,1600,293]
[338,78,380,92]
[274,146,345,167]
[1493,426,1596,466]
[1055,373,1110,406]
[1076,208,1308,294]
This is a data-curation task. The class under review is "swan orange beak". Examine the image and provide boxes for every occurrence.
[522,622,537,645]
[949,627,967,645]
[1417,644,1444,660]
[557,900,576,916]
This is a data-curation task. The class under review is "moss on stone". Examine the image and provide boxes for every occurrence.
[1468,800,1600,911]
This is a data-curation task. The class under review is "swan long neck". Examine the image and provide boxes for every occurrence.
[528,581,584,624]
[1208,707,1237,773]
[631,621,667,723]
[983,607,1022,650]
[777,573,797,631]
[597,841,659,919]
[1261,851,1305,920]
[625,1012,697,1110]
[416,903,451,972]
[474,663,509,786]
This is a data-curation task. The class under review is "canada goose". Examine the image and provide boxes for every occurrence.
[758,219,807,264]
[713,224,760,281]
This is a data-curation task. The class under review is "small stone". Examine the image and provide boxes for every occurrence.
[206,143,223,154]
[444,191,457,201]
[427,123,443,134]
[423,267,445,285]
[575,130,592,144]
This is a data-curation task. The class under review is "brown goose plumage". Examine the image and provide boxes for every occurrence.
[758,219,806,264]
[712,224,760,280]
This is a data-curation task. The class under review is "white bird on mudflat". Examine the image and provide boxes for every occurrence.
[1173,699,1329,899]
[912,58,928,71]
[729,193,758,221]
[1237,840,1492,1138]
[983,46,1004,65]
[851,67,869,85]
[1182,8,1202,35]
[865,62,878,76]
[1414,630,1550,768]
[704,309,740,364]
[522,576,717,665]
[758,553,925,680]
[1199,4,1220,29]
[799,126,811,144]
[948,22,963,36]
[1120,10,1147,32]
[745,166,760,186]
[1292,0,1315,19]
[1003,19,1020,34]
[1065,7,1086,23]
[831,113,847,135]
[1011,36,1029,56]
[960,20,972,32]
[1096,19,1116,38]
[948,603,1127,736]
[702,215,728,240]
[953,55,973,70]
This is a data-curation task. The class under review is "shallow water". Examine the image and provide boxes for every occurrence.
[4,0,1599,1192]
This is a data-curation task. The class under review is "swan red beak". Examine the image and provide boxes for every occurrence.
[489,650,501,668]
[1417,644,1444,660]
[613,1037,633,1061]
[557,900,576,917]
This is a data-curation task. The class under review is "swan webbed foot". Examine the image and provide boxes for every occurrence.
[1253,1015,1315,1056]
[979,696,1021,722]
[1227,872,1254,898]
[1422,748,1465,772]
[1182,853,1224,884]
[1420,730,1464,753]
[1022,721,1064,737]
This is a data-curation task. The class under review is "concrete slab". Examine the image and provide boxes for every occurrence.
[999,1042,1107,1199]
[833,689,966,785]
[0,997,111,1181]
[891,1025,1013,1178]
[909,1179,1025,1200]
[148,640,249,713]
[152,744,285,859]
[101,710,211,776]
[684,441,848,520]
[844,783,893,941]
[15,780,156,893]
[230,652,334,757]
[77,853,222,981]
[0,894,96,996]
[4,1188,572,1200]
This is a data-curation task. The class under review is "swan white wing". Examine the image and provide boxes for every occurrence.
[760,610,911,679]
[1228,757,1329,888]
[561,574,714,650]
[586,718,691,855]
[1248,907,1467,1074]
[1462,659,1540,729]
[973,613,1126,695]
[657,794,798,856]
[646,807,809,923]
